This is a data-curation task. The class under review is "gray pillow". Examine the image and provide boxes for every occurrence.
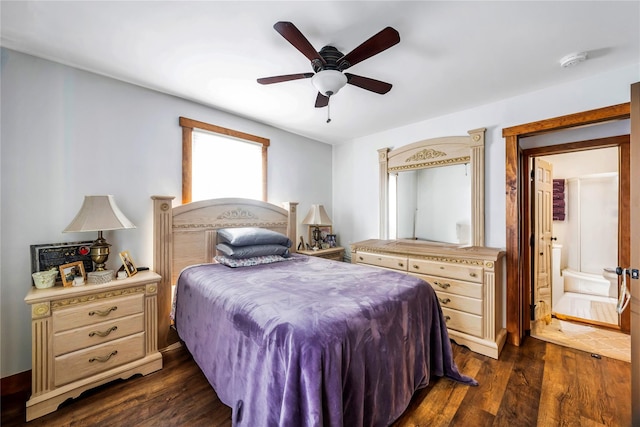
[217,227,291,247]
[216,243,290,259]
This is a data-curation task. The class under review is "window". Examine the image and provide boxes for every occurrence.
[180,117,268,204]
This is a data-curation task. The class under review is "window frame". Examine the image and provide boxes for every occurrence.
[179,116,269,204]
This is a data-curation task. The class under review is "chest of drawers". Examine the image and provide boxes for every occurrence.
[24,271,163,421]
[351,239,506,359]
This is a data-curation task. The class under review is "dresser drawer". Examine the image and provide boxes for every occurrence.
[434,291,482,316]
[355,252,408,271]
[53,313,144,356]
[53,293,144,332]
[441,307,482,337]
[410,273,482,299]
[408,259,483,283]
[54,332,145,387]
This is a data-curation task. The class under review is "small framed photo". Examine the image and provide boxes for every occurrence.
[119,250,138,277]
[308,225,332,247]
[59,261,86,288]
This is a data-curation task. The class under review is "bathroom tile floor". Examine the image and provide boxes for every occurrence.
[531,318,630,362]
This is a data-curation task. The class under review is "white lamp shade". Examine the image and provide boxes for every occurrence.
[63,195,136,232]
[302,204,332,226]
[311,70,348,96]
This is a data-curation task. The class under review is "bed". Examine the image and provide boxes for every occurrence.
[152,197,477,426]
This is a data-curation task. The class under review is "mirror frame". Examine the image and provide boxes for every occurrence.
[379,128,486,246]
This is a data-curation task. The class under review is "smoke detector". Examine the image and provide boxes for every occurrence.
[560,52,588,68]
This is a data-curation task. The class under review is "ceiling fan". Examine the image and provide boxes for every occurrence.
[257,21,400,117]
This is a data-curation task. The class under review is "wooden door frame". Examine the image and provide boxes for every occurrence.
[502,103,631,346]
[522,135,630,332]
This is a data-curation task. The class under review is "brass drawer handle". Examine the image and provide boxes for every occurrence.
[438,297,451,304]
[434,281,450,289]
[398,262,404,267]
[359,256,363,261]
[89,326,118,338]
[89,350,118,363]
[413,265,419,269]
[469,272,477,277]
[89,306,117,317]
[444,316,451,322]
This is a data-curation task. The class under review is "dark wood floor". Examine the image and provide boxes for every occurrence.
[2,337,630,426]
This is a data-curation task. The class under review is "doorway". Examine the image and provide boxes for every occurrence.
[526,139,629,332]
[502,103,631,347]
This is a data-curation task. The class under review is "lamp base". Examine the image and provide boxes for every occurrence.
[312,226,322,249]
[90,231,111,271]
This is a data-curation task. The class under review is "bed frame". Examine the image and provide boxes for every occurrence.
[151,196,298,349]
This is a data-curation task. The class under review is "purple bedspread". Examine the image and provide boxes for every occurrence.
[175,255,477,427]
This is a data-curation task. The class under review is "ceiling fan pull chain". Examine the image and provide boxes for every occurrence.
[327,101,331,123]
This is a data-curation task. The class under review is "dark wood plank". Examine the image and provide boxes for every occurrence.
[1,338,630,427]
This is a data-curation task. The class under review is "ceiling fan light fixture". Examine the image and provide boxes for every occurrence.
[312,70,348,96]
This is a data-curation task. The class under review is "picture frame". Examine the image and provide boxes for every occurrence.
[308,225,332,248]
[59,261,86,288]
[119,250,138,277]
[30,241,94,285]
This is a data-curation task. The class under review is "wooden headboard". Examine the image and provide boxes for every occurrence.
[151,196,298,349]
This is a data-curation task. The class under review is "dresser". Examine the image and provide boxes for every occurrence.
[297,246,345,261]
[351,239,506,359]
[24,271,163,421]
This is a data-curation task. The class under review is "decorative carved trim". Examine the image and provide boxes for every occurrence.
[173,221,288,230]
[160,203,170,211]
[51,286,146,310]
[146,283,157,294]
[218,208,257,220]
[410,255,484,266]
[406,148,447,162]
[32,302,50,319]
[485,261,494,269]
[389,156,471,172]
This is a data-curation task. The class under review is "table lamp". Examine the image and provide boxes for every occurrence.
[302,204,332,249]
[63,195,136,273]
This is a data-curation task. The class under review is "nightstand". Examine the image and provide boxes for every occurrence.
[24,271,163,421]
[298,246,345,261]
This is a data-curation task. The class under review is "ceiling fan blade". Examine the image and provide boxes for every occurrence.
[315,92,329,108]
[257,73,314,85]
[273,21,326,65]
[345,73,392,94]
[339,27,400,68]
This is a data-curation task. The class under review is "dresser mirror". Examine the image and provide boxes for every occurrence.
[378,128,486,246]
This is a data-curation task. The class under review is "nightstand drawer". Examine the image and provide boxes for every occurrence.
[434,291,482,316]
[441,307,482,337]
[355,252,408,271]
[54,332,145,387]
[410,273,482,299]
[409,259,483,283]
[53,293,144,332]
[53,313,144,356]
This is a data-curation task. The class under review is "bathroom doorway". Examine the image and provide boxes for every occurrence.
[522,133,630,333]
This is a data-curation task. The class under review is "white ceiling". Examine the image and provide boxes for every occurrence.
[2,1,639,144]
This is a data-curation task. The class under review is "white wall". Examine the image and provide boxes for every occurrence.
[0,48,333,377]
[334,64,639,260]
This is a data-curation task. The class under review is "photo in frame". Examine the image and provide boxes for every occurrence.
[59,261,86,288]
[308,225,332,248]
[119,250,138,277]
